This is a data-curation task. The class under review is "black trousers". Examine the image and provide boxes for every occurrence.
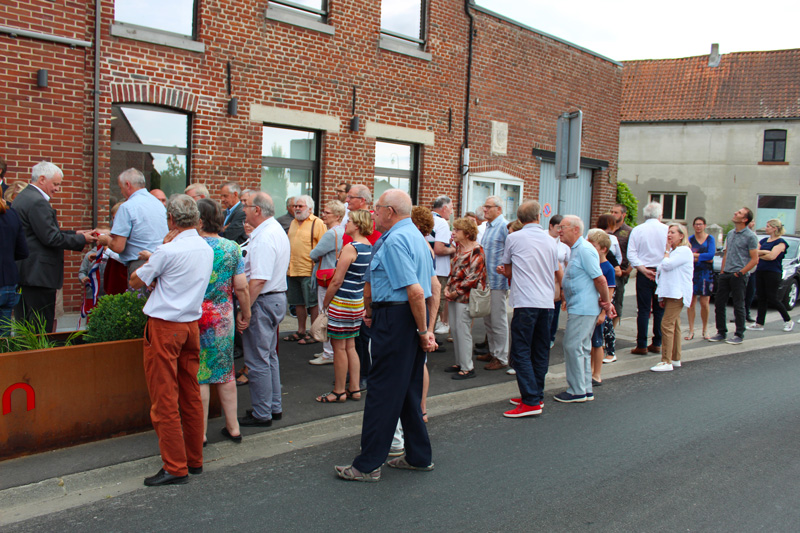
[755,270,791,323]
[352,303,430,472]
[16,286,57,333]
[715,272,748,337]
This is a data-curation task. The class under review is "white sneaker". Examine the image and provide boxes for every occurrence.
[746,323,764,331]
[603,355,617,364]
[506,368,516,375]
[434,322,450,335]
[650,362,673,372]
[309,355,334,365]
[672,360,682,368]
[784,321,794,332]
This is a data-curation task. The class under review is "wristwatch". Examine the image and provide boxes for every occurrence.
[417,329,427,336]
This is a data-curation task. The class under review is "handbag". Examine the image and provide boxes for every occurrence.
[468,286,491,318]
[315,229,339,288]
[310,312,328,342]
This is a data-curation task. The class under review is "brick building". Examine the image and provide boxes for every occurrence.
[1,1,621,311]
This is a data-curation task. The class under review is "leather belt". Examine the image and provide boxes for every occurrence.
[371,301,407,309]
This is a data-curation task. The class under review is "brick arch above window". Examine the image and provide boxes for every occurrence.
[468,160,528,181]
[110,84,199,113]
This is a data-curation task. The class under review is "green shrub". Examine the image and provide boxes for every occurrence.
[84,290,148,343]
[616,182,639,227]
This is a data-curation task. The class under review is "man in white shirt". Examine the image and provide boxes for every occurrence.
[131,194,214,487]
[626,202,669,355]
[238,192,291,427]
[427,196,455,335]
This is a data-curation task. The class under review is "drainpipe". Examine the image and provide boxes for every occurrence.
[460,0,475,215]
[92,0,101,228]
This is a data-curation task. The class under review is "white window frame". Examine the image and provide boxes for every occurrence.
[649,192,687,222]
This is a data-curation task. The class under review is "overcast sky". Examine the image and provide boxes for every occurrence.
[475,0,800,61]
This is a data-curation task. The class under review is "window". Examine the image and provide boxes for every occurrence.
[756,195,797,234]
[380,1,427,54]
[110,104,190,212]
[262,126,320,215]
[649,192,686,222]
[469,172,523,222]
[114,0,197,38]
[763,129,787,162]
[268,0,327,23]
[374,141,419,202]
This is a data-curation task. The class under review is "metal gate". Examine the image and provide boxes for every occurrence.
[539,162,593,229]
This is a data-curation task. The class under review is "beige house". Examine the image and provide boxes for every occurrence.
[619,47,800,233]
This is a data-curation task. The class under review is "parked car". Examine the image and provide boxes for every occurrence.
[712,233,800,310]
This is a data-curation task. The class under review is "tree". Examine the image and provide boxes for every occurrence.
[158,154,186,193]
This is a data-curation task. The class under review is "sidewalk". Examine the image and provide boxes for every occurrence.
[4,293,798,525]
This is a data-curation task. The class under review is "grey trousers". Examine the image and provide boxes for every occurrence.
[243,292,287,420]
[563,313,597,397]
[482,289,509,364]
[449,301,474,371]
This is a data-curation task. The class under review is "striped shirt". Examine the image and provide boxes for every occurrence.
[482,215,509,290]
[334,241,372,300]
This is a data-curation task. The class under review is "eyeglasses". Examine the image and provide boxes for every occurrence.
[346,195,365,201]
[375,204,394,213]
[322,210,333,215]
[336,189,347,193]
[242,204,257,210]
[291,204,307,209]
[482,204,497,209]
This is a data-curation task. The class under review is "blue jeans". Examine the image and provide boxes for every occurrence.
[0,285,20,336]
[636,273,664,348]
[550,300,561,344]
[509,307,553,407]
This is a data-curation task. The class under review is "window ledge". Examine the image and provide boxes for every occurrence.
[111,22,205,53]
[758,161,789,166]
[266,5,334,35]
[379,35,431,61]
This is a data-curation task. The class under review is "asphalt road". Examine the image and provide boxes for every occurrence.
[6,344,800,532]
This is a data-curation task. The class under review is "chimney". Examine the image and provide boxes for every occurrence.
[708,43,720,67]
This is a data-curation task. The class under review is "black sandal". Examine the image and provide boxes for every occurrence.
[346,389,363,401]
[444,365,461,373]
[316,391,346,403]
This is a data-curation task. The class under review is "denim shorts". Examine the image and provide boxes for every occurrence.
[591,323,604,348]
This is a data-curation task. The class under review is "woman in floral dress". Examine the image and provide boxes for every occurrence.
[196,199,251,444]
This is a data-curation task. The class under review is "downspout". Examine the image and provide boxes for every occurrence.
[92,0,101,228]
[460,0,474,215]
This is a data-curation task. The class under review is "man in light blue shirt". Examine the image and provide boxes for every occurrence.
[98,168,168,278]
[336,190,437,482]
[480,195,510,369]
[556,215,615,403]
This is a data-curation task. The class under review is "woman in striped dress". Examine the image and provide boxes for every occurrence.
[316,209,373,403]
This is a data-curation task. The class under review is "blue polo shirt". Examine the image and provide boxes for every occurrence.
[369,217,434,302]
[111,188,169,264]
[563,236,603,316]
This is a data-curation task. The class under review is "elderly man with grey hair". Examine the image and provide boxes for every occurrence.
[218,181,246,244]
[285,194,326,343]
[98,168,168,280]
[480,195,510,370]
[626,202,669,355]
[341,184,372,228]
[555,215,616,403]
[428,195,455,336]
[184,183,209,201]
[13,161,95,332]
[237,192,291,427]
[130,194,214,486]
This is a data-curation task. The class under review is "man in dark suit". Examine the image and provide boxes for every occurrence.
[14,162,94,332]
[220,182,247,244]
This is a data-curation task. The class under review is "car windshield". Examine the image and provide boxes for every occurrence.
[784,238,799,260]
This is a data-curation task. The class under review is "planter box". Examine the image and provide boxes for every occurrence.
[0,338,149,460]
[0,336,222,461]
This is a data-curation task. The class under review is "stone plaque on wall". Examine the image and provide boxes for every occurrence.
[491,121,508,156]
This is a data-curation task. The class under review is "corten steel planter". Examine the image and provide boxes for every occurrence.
[0,336,225,461]
[0,337,150,460]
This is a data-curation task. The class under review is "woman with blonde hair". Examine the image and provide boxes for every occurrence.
[749,219,793,332]
[652,223,694,372]
[317,209,372,403]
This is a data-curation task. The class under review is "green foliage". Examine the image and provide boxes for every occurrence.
[0,313,82,353]
[616,182,639,227]
[84,290,148,344]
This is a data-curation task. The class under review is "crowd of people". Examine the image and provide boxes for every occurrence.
[2,159,796,485]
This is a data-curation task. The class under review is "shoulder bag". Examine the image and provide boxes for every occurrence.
[468,247,491,318]
[315,229,339,288]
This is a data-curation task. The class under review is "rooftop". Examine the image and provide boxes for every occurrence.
[621,48,800,122]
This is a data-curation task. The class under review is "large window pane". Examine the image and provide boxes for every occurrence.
[262,126,317,160]
[269,0,326,22]
[374,140,417,201]
[110,105,189,211]
[261,166,313,217]
[381,0,423,41]
[115,0,196,37]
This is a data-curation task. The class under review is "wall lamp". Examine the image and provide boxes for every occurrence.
[37,69,48,88]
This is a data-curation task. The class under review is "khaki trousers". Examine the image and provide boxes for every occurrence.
[660,298,683,364]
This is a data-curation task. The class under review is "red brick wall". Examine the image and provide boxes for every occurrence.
[1,0,620,312]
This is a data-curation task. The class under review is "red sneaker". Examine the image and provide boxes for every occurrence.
[509,398,544,407]
[503,403,543,418]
